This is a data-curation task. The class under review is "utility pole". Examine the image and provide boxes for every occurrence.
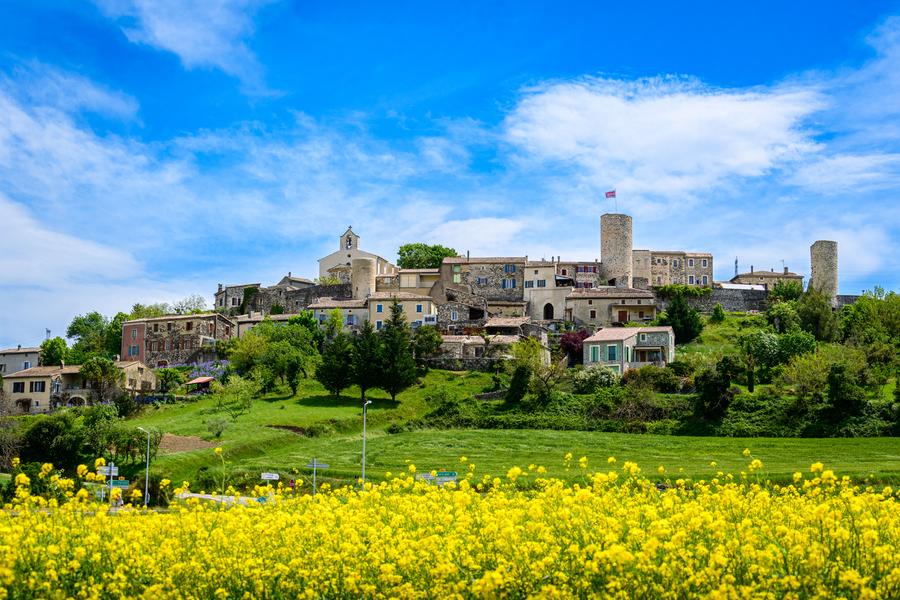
[361,400,372,485]
[137,427,151,507]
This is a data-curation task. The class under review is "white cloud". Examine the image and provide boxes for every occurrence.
[427,218,528,256]
[503,77,823,200]
[789,153,900,194]
[94,0,272,91]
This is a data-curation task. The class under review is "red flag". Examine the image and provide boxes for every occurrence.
[605,190,616,199]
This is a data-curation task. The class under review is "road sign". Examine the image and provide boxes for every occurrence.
[415,473,435,482]
[261,472,280,481]
[436,471,458,485]
[305,460,329,469]
[110,480,130,488]
[98,466,119,476]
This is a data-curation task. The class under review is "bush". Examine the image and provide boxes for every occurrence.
[572,365,618,394]
[506,365,531,403]
[666,361,693,377]
[622,365,680,393]
[710,303,726,324]
[206,417,229,439]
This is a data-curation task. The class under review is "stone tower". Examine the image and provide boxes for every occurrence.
[351,257,376,300]
[809,240,838,299]
[600,213,633,287]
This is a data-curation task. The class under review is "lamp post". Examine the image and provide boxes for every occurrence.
[361,400,372,485]
[137,427,151,507]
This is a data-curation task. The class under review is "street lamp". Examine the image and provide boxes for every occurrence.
[361,400,372,485]
[137,427,151,507]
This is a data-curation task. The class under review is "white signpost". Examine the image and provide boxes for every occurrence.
[100,462,118,504]
[261,472,280,481]
[305,459,329,496]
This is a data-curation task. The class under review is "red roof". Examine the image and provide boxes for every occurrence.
[187,376,215,385]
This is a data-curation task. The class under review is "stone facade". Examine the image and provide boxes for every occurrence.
[565,288,657,330]
[600,213,633,287]
[654,287,769,313]
[245,283,352,314]
[731,267,803,289]
[642,251,713,287]
[318,226,397,281]
[0,346,40,375]
[122,314,235,367]
[215,283,261,312]
[810,240,838,299]
[440,257,527,302]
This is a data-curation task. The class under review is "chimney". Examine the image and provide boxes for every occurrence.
[750,265,754,273]
[784,266,789,274]
[466,250,470,261]
[218,283,223,292]
[17,344,21,350]
[288,271,291,278]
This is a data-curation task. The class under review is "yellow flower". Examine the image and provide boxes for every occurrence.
[578,456,588,469]
[160,479,171,489]
[507,466,522,482]
[94,457,106,469]
[408,464,416,473]
[709,461,717,468]
[793,472,803,483]
[459,456,468,463]
[742,448,751,458]
[657,466,666,475]
[76,465,88,478]
[607,456,616,465]
[214,447,223,457]
[14,473,30,487]
[11,457,20,468]
[748,459,763,472]
[810,462,824,474]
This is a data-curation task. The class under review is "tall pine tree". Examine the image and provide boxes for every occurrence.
[379,302,418,401]
[352,321,383,402]
[316,332,354,397]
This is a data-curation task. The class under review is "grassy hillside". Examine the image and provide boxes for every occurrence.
[125,367,900,487]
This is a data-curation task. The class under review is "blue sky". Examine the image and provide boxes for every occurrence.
[1,1,900,348]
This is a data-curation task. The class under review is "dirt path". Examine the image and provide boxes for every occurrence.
[159,433,217,453]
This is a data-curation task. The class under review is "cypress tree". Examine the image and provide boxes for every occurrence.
[379,301,418,401]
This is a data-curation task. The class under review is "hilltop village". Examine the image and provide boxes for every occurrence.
[117,212,844,370]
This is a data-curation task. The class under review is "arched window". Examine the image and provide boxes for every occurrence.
[543,303,554,320]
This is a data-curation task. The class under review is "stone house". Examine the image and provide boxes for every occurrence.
[438,334,521,360]
[121,313,236,367]
[439,256,527,302]
[0,345,40,375]
[368,292,437,330]
[634,250,713,288]
[307,298,369,329]
[376,268,441,296]
[235,312,300,337]
[582,326,675,375]
[1,361,156,414]
[730,266,803,289]
[555,261,602,289]
[318,227,397,282]
[214,283,262,312]
[565,287,657,329]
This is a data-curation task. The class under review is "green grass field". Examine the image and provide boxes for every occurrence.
[124,368,900,487]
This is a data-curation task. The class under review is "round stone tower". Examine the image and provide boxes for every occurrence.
[600,213,633,287]
[809,240,838,299]
[351,257,376,300]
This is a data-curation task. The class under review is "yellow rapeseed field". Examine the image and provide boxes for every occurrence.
[2,452,900,599]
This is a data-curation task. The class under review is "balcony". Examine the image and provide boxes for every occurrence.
[628,360,666,369]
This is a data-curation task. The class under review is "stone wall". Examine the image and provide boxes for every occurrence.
[425,357,501,372]
[247,284,352,314]
[836,295,861,309]
[654,288,769,313]
[445,262,525,302]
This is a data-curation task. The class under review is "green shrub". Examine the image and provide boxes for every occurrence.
[572,365,618,394]
[710,303,726,324]
[506,365,531,403]
[622,365,680,393]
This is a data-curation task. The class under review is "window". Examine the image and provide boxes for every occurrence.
[29,381,45,393]
[129,345,139,356]
[34,401,40,407]
[453,265,461,273]
[22,361,31,370]
[638,311,644,319]
[589,310,597,319]
[231,297,238,306]
[0,365,5,373]
[131,328,137,340]
[476,277,488,285]
[346,315,356,326]
[702,275,709,285]
[607,344,618,361]
[453,274,461,284]
[450,310,459,321]
[503,264,517,273]
[128,378,136,388]
[609,364,621,374]
[12,382,24,393]
[501,279,516,289]
[673,259,679,268]
[376,304,383,313]
[639,333,647,342]
[656,277,661,284]
[590,346,599,362]
[186,321,193,331]
[376,321,383,331]
[561,269,567,276]
[702,259,708,268]
[688,258,695,267]
[689,275,695,285]
[154,323,159,332]
[626,346,632,362]
[416,304,423,313]
[524,280,534,288]
[537,280,547,288]
[219,297,224,307]
[167,322,173,331]
[534,269,539,274]
[225,326,231,336]
[587,300,593,305]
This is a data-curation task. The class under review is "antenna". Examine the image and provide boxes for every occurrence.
[45,328,51,340]
[734,257,738,278]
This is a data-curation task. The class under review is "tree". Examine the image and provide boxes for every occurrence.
[559,330,590,365]
[106,312,129,358]
[738,331,779,392]
[172,294,208,315]
[766,300,800,333]
[316,332,354,397]
[797,289,839,341]
[396,243,458,269]
[379,302,418,401]
[709,303,726,324]
[572,365,618,394]
[129,303,170,319]
[776,330,817,364]
[315,275,342,286]
[509,337,562,401]
[412,325,443,370]
[351,322,383,402]
[694,355,741,420]
[214,375,258,421]
[286,311,326,350]
[770,280,803,303]
[80,357,123,404]
[227,331,269,374]
[67,312,110,359]
[323,309,344,341]
[157,368,186,393]
[660,294,704,344]
[40,337,68,366]
[827,363,867,419]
